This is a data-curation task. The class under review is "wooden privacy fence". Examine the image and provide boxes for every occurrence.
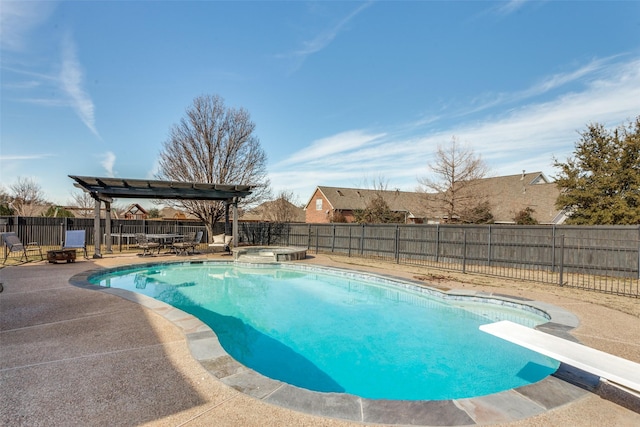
[0,216,223,257]
[2,217,638,298]
[241,222,640,298]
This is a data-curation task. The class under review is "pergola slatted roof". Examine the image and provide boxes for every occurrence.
[69,175,254,258]
[69,175,254,201]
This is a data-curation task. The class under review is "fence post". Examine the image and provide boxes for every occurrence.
[395,225,400,264]
[551,225,556,271]
[360,224,365,255]
[487,225,492,265]
[435,224,440,263]
[348,226,352,257]
[315,225,319,253]
[462,230,467,273]
[331,224,336,252]
[60,219,65,247]
[307,224,311,250]
[559,234,565,286]
[118,223,123,252]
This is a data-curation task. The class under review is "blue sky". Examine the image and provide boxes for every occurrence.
[1,0,639,208]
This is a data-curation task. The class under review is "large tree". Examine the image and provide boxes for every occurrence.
[9,177,47,216]
[261,190,301,223]
[418,137,490,223]
[156,94,270,238]
[554,116,640,225]
[69,190,96,218]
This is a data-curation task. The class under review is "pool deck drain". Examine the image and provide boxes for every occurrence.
[66,261,601,426]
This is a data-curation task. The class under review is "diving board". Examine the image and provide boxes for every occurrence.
[480,320,640,396]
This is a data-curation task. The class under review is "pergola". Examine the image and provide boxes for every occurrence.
[69,175,254,258]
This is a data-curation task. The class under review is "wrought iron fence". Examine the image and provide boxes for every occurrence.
[2,217,639,297]
[0,216,221,261]
[241,222,640,298]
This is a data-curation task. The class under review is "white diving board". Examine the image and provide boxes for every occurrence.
[480,320,640,397]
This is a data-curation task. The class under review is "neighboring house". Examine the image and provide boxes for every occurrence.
[158,207,199,220]
[304,187,430,224]
[467,171,567,224]
[241,199,305,223]
[304,171,567,225]
[122,203,147,220]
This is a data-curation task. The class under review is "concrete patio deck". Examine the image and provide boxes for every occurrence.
[1,252,639,426]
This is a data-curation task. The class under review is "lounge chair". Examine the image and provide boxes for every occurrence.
[209,234,233,254]
[1,232,44,264]
[135,233,160,256]
[62,230,89,259]
[172,230,203,256]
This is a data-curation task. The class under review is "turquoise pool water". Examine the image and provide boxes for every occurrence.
[91,262,559,400]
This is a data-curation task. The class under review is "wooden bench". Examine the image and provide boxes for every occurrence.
[480,320,640,397]
[47,249,77,264]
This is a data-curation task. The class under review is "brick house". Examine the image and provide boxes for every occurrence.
[304,187,429,224]
[304,171,567,224]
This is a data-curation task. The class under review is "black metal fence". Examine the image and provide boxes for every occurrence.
[240,222,640,298]
[2,217,639,297]
[0,216,225,257]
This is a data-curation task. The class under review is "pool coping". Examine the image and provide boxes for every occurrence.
[69,260,594,426]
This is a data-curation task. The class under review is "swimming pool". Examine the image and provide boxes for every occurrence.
[90,261,560,401]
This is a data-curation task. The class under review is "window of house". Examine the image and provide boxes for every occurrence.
[315,199,323,210]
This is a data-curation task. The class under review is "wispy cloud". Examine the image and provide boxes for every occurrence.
[1,2,99,138]
[100,152,116,177]
[271,56,640,198]
[0,153,54,161]
[495,0,532,16]
[278,130,386,166]
[279,1,372,72]
[0,1,56,51]
[60,33,99,137]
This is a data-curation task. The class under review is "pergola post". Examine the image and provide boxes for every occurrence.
[93,197,102,258]
[232,198,239,248]
[105,201,112,253]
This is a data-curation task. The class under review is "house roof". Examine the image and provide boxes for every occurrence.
[465,172,562,223]
[242,199,306,222]
[305,186,432,218]
[305,171,565,224]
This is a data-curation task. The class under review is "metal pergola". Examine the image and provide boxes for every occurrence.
[69,175,255,258]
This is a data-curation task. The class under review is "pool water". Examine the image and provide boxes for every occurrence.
[91,262,560,400]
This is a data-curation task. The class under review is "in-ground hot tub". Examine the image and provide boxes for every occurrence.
[232,246,307,262]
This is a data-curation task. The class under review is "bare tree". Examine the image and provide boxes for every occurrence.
[69,190,96,218]
[262,190,302,223]
[156,94,271,238]
[9,177,48,216]
[0,185,13,215]
[418,137,489,223]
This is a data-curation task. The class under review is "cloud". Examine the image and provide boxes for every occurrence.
[60,33,99,137]
[100,152,116,177]
[494,0,533,16]
[0,1,56,51]
[0,153,54,161]
[279,1,372,71]
[278,130,386,166]
[272,56,640,199]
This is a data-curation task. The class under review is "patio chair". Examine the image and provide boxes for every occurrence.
[208,234,233,254]
[62,230,89,259]
[134,233,160,256]
[1,232,44,264]
[172,231,203,256]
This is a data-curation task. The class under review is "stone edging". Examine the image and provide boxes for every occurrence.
[69,261,591,426]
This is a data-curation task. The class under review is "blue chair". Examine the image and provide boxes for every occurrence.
[63,230,89,259]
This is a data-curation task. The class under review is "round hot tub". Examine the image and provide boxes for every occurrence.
[232,246,307,262]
